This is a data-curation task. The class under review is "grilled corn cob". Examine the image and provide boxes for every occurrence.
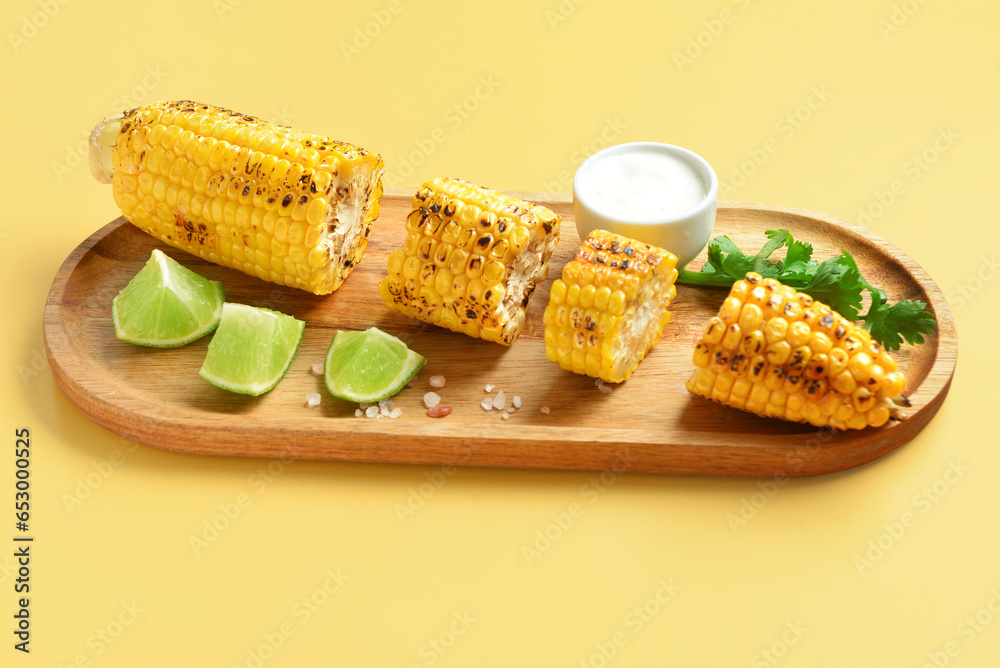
[89,100,384,295]
[378,178,561,345]
[686,271,908,429]
[543,230,678,383]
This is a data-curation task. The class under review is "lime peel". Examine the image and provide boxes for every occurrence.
[324,327,425,403]
[199,303,305,396]
[112,249,224,347]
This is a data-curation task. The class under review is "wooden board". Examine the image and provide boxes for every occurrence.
[44,189,956,476]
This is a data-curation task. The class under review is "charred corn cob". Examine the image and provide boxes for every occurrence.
[89,100,384,295]
[544,230,678,383]
[378,178,561,345]
[686,271,908,429]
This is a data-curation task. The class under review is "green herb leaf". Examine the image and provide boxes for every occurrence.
[863,299,937,350]
[800,256,863,320]
[675,229,937,350]
[778,260,815,284]
[753,230,790,272]
[784,237,813,268]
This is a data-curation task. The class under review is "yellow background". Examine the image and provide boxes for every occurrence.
[2,0,997,665]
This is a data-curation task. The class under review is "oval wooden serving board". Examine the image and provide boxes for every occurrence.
[44,189,956,476]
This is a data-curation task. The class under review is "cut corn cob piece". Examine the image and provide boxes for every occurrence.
[378,177,561,345]
[686,271,908,430]
[543,230,679,383]
[89,100,384,295]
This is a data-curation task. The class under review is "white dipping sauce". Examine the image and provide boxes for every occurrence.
[576,149,706,221]
[573,142,718,267]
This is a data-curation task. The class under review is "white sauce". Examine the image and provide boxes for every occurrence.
[577,149,706,221]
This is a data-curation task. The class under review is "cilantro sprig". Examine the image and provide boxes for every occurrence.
[676,230,936,351]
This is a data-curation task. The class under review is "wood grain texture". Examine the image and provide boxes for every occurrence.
[43,189,957,476]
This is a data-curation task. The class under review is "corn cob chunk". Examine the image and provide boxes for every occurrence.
[89,100,384,295]
[544,230,679,383]
[686,271,908,429]
[378,177,561,345]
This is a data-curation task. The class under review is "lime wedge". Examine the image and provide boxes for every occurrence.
[324,327,426,403]
[112,249,224,347]
[199,303,305,396]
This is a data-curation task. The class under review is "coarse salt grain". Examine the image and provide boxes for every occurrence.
[389,407,403,419]
[355,409,363,417]
[365,406,379,418]
[481,397,494,410]
[429,375,446,388]
[485,383,495,393]
[513,395,522,409]
[540,406,550,414]
[306,393,321,407]
[502,412,510,420]
[494,390,505,410]
[423,392,441,408]
[310,360,324,375]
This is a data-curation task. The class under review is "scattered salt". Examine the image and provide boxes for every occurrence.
[494,390,506,410]
[429,375,446,388]
[513,395,522,409]
[424,392,441,408]
[485,383,495,393]
[355,409,363,417]
[310,359,324,375]
[365,406,379,418]
[502,412,510,421]
[481,397,494,411]
[389,407,403,419]
[540,406,550,414]
[306,393,321,407]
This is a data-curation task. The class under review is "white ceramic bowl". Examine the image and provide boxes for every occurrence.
[572,142,718,268]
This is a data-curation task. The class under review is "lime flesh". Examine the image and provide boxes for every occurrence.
[324,327,426,403]
[199,303,305,396]
[112,249,224,347]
